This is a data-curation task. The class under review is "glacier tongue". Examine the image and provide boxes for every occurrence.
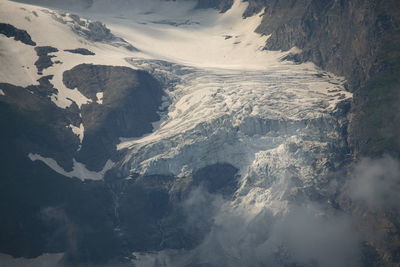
[119,59,351,184]
[121,57,354,266]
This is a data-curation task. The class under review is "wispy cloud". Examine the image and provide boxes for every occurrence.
[348,155,400,209]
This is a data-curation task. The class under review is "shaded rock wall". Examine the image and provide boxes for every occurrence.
[63,64,164,170]
[194,0,233,12]
[0,23,36,46]
[238,0,400,158]
[237,1,400,265]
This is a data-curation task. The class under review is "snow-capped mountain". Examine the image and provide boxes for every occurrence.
[0,0,399,266]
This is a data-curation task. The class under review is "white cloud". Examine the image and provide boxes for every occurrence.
[348,155,400,209]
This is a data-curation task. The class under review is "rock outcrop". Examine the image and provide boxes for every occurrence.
[194,0,234,12]
[63,64,165,170]
[190,0,400,264]
[0,62,167,263]
[0,23,36,46]
[51,12,138,51]
[238,0,400,265]
[34,46,59,75]
[233,0,400,158]
[64,48,95,55]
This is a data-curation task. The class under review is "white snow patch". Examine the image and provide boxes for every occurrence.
[0,89,5,96]
[0,35,39,87]
[0,0,142,109]
[67,123,85,144]
[28,153,114,181]
[96,92,104,104]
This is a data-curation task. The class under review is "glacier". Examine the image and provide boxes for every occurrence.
[115,57,354,266]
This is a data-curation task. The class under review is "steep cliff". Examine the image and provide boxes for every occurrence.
[234,0,400,265]
[195,0,400,265]
[192,0,231,11]
[234,0,400,158]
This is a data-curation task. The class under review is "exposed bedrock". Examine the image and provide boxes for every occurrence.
[194,0,234,12]
[34,46,59,75]
[0,82,80,171]
[64,48,95,55]
[0,63,167,262]
[239,0,400,265]
[237,0,400,158]
[0,22,36,46]
[63,64,165,170]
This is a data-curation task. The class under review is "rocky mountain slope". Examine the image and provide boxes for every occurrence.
[0,0,399,266]
[235,1,400,265]
[195,1,400,263]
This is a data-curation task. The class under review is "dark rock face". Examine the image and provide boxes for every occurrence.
[111,163,240,259]
[64,48,95,55]
[78,20,113,42]
[34,46,59,75]
[0,82,80,170]
[114,175,181,254]
[0,104,239,265]
[27,75,59,97]
[243,0,400,265]
[2,62,165,172]
[0,84,84,259]
[192,163,239,195]
[0,64,170,264]
[348,34,400,159]
[245,0,400,158]
[63,64,165,170]
[0,23,36,46]
[194,0,234,12]
[252,0,376,88]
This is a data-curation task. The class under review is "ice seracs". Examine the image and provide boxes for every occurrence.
[118,60,351,177]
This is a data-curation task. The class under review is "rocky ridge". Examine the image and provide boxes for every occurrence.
[0,22,36,46]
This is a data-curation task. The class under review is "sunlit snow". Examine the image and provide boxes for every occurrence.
[28,153,114,181]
